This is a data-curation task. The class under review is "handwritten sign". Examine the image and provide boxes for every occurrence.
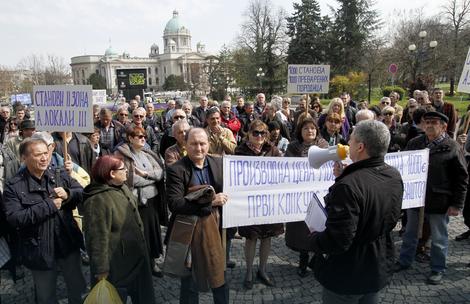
[33,85,93,133]
[287,64,330,94]
[222,149,429,228]
[10,93,32,105]
[458,47,470,93]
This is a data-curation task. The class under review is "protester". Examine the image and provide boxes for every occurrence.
[220,100,242,142]
[285,117,327,277]
[262,103,291,141]
[309,120,403,303]
[86,127,101,158]
[239,102,259,140]
[95,108,125,155]
[192,96,209,123]
[235,120,284,289]
[232,96,245,117]
[396,111,468,285]
[83,155,156,304]
[320,113,347,146]
[268,121,289,155]
[389,91,404,123]
[4,118,18,142]
[381,106,405,152]
[52,131,95,174]
[431,88,457,137]
[116,107,131,126]
[2,138,86,304]
[341,92,357,126]
[166,128,229,303]
[277,97,295,135]
[205,107,237,156]
[317,98,350,141]
[115,126,165,277]
[130,107,160,154]
[310,98,323,115]
[254,93,266,116]
[160,109,187,157]
[165,120,191,166]
[182,100,201,127]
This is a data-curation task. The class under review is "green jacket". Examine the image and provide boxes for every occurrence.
[83,182,149,286]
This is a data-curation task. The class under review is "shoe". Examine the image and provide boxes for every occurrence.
[152,264,163,278]
[415,252,431,263]
[393,262,410,273]
[427,271,443,285]
[243,278,253,290]
[256,271,275,287]
[455,230,470,241]
[226,260,236,269]
[399,227,406,237]
[297,267,309,278]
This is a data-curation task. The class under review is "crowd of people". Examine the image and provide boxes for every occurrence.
[0,88,468,304]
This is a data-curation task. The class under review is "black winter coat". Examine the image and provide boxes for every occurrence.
[406,134,468,213]
[1,167,84,270]
[310,157,403,294]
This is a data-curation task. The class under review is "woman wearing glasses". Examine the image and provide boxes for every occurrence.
[235,120,284,289]
[381,106,405,152]
[115,126,165,277]
[83,155,155,303]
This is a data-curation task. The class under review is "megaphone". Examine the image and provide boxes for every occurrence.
[308,144,349,169]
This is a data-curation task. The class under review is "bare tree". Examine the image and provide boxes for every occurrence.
[44,54,71,85]
[17,54,45,85]
[443,0,470,95]
[0,66,14,99]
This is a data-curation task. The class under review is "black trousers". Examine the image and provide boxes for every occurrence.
[180,275,229,304]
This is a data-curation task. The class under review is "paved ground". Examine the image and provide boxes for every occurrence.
[2,216,470,304]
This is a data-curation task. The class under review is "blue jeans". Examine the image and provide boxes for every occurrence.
[399,209,449,273]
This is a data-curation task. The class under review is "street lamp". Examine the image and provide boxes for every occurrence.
[256,67,265,89]
[408,30,438,81]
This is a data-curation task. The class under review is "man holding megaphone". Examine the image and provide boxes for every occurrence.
[308,120,404,304]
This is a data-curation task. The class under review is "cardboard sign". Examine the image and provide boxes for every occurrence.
[287,64,330,94]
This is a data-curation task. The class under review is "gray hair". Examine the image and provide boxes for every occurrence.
[221,100,231,108]
[352,120,390,158]
[133,107,146,116]
[31,131,54,146]
[380,97,391,104]
[172,119,190,137]
[355,109,375,122]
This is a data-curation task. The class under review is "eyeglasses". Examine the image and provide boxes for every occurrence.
[252,130,267,137]
[120,113,128,116]
[383,112,394,116]
[381,102,390,105]
[134,135,146,139]
[173,115,186,120]
[134,115,144,118]
[115,167,127,171]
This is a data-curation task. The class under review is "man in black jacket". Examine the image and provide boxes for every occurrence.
[1,138,86,304]
[396,111,468,285]
[309,120,403,304]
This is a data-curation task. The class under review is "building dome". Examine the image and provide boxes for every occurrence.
[164,10,186,33]
[104,46,118,57]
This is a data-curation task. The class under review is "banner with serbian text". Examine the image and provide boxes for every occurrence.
[287,64,330,94]
[222,149,429,228]
[33,85,94,133]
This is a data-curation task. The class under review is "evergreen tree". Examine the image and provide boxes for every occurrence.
[286,0,330,64]
[330,0,380,74]
[87,73,106,89]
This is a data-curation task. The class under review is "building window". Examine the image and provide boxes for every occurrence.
[149,78,152,85]
[82,69,85,78]
[82,79,86,85]
[156,77,159,84]
[95,69,99,75]
[148,67,151,74]
[180,64,183,73]
[155,67,158,74]
[164,66,167,74]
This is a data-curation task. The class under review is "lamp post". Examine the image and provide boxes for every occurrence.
[256,67,265,90]
[408,30,438,82]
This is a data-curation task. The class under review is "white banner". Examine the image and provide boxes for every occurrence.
[222,149,429,228]
[458,47,470,93]
[33,85,94,133]
[92,90,107,104]
[287,64,330,94]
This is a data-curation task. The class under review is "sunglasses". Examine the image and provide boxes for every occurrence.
[381,102,390,105]
[134,115,145,118]
[252,130,267,137]
[120,113,128,116]
[173,115,186,120]
[383,112,394,116]
[134,134,146,139]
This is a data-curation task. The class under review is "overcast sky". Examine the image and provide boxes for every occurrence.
[0,0,445,68]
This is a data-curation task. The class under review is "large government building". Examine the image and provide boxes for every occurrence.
[70,11,211,99]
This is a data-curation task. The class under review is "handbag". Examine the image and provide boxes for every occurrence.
[162,214,198,278]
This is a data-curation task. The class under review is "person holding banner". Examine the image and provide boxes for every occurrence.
[397,111,468,285]
[309,120,403,304]
[165,127,229,304]
[285,117,327,277]
[235,120,284,289]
